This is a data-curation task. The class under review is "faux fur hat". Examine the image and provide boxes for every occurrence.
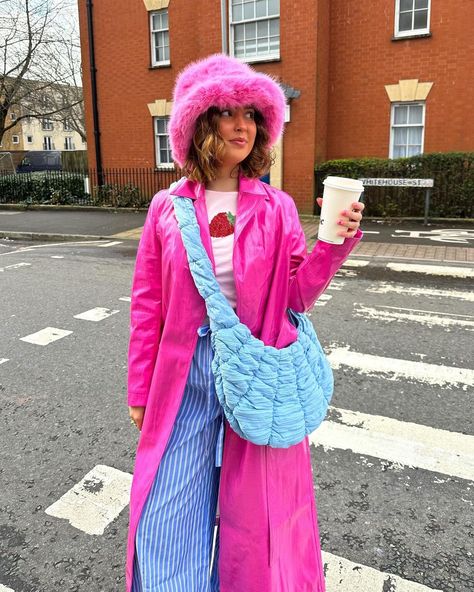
[168,53,286,168]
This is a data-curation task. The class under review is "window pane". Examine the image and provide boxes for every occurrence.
[160,149,168,162]
[414,9,428,29]
[256,0,266,18]
[162,11,168,28]
[408,126,422,144]
[152,14,160,29]
[408,105,423,124]
[257,20,268,37]
[394,127,407,144]
[243,1,254,20]
[235,23,245,41]
[393,146,406,158]
[234,41,245,56]
[415,0,428,8]
[269,18,279,36]
[246,21,256,39]
[246,39,257,55]
[394,106,408,124]
[164,30,169,45]
[268,0,279,16]
[257,38,268,52]
[164,45,170,61]
[269,36,279,52]
[232,4,243,21]
[156,118,166,133]
[400,0,413,11]
[399,12,412,31]
[159,136,168,150]
[407,145,421,157]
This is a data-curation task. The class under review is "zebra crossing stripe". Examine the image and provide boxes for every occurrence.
[367,282,474,302]
[45,465,132,535]
[323,551,442,591]
[326,345,473,390]
[354,303,474,330]
[326,280,345,291]
[311,406,474,481]
[73,307,120,322]
[0,359,8,365]
[343,259,370,267]
[119,297,131,302]
[387,263,474,278]
[20,327,72,346]
[0,584,15,592]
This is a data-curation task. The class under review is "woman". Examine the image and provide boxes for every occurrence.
[126,53,364,592]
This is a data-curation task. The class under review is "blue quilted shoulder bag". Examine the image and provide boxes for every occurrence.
[172,191,334,448]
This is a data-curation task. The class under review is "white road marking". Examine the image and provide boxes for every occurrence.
[323,550,443,591]
[0,359,9,365]
[343,259,369,267]
[358,230,380,234]
[0,584,16,591]
[0,211,22,215]
[327,345,473,390]
[0,262,31,272]
[98,241,123,247]
[20,327,73,346]
[354,303,474,330]
[367,281,474,301]
[73,307,120,322]
[335,269,357,277]
[315,294,333,307]
[51,255,64,259]
[311,406,474,481]
[387,262,474,278]
[0,240,114,257]
[45,464,132,535]
[119,297,131,302]
[326,280,345,291]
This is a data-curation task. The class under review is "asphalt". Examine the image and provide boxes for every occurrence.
[0,206,473,263]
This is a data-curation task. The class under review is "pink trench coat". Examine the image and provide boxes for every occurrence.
[126,172,363,592]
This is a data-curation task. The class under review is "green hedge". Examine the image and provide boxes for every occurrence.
[0,171,89,205]
[315,152,474,218]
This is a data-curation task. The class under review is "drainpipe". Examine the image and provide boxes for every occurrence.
[86,0,104,187]
[221,0,228,54]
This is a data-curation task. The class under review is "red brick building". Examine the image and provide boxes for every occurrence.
[77,0,474,214]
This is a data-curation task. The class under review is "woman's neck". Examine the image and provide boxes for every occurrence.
[205,165,240,192]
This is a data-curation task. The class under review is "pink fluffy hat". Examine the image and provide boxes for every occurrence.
[168,53,287,168]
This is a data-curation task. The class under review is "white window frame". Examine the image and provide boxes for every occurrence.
[63,119,73,131]
[64,136,74,150]
[12,135,19,144]
[150,9,170,67]
[153,116,174,168]
[41,118,53,131]
[389,101,425,159]
[230,0,280,63]
[43,136,53,150]
[394,0,431,38]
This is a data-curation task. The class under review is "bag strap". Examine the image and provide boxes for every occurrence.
[170,180,239,332]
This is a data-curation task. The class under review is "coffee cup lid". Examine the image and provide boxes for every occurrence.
[323,176,364,192]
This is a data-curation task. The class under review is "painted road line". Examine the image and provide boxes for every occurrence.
[327,345,473,390]
[367,281,474,302]
[335,269,357,278]
[73,307,120,322]
[119,297,131,302]
[0,211,22,215]
[0,359,9,365]
[326,280,345,291]
[354,303,474,330]
[323,551,442,592]
[387,262,474,278]
[51,255,64,259]
[343,259,370,267]
[20,327,72,346]
[0,262,31,272]
[0,240,114,257]
[315,294,333,307]
[311,406,474,481]
[45,464,132,535]
[0,584,15,591]
[357,230,380,234]
[98,241,123,247]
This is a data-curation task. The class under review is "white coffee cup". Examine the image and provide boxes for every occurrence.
[317,176,364,245]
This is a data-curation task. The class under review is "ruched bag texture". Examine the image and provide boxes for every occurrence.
[172,194,334,448]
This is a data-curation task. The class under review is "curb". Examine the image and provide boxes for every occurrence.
[0,231,125,242]
[0,203,148,213]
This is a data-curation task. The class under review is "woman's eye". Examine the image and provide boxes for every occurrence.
[245,111,255,119]
[221,109,231,116]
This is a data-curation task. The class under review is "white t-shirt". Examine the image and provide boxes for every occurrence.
[202,189,238,324]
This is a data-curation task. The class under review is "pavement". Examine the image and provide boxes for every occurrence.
[0,205,473,264]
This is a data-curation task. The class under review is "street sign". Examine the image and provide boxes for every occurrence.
[359,178,434,188]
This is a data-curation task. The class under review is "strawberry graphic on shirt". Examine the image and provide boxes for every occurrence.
[209,211,236,237]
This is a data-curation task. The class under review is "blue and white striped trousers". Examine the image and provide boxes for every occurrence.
[131,324,225,592]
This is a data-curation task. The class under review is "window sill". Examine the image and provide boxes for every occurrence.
[154,165,175,171]
[235,55,281,65]
[149,61,171,70]
[392,32,432,41]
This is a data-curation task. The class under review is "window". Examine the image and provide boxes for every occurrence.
[390,102,424,158]
[12,135,19,144]
[27,136,33,143]
[10,112,17,121]
[230,0,280,62]
[43,136,53,150]
[63,119,73,131]
[64,136,74,150]
[150,10,170,66]
[395,0,430,38]
[41,118,53,131]
[154,116,173,167]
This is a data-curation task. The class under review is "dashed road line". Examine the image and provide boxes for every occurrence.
[0,584,15,592]
[0,359,9,365]
[354,303,474,330]
[45,464,132,535]
[98,241,123,247]
[314,294,333,307]
[387,262,474,278]
[343,259,370,267]
[327,345,473,390]
[20,327,73,346]
[311,406,474,481]
[0,262,31,272]
[367,281,474,301]
[73,307,120,322]
[119,297,131,302]
[323,551,443,592]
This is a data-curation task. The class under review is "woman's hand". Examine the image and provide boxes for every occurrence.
[316,197,365,238]
[129,406,146,431]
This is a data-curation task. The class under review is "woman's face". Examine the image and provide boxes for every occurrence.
[217,105,257,167]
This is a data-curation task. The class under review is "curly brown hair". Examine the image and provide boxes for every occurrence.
[180,106,275,185]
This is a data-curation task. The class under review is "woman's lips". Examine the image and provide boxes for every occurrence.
[230,139,247,147]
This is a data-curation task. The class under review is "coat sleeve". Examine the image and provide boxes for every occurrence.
[127,195,163,407]
[287,204,363,313]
